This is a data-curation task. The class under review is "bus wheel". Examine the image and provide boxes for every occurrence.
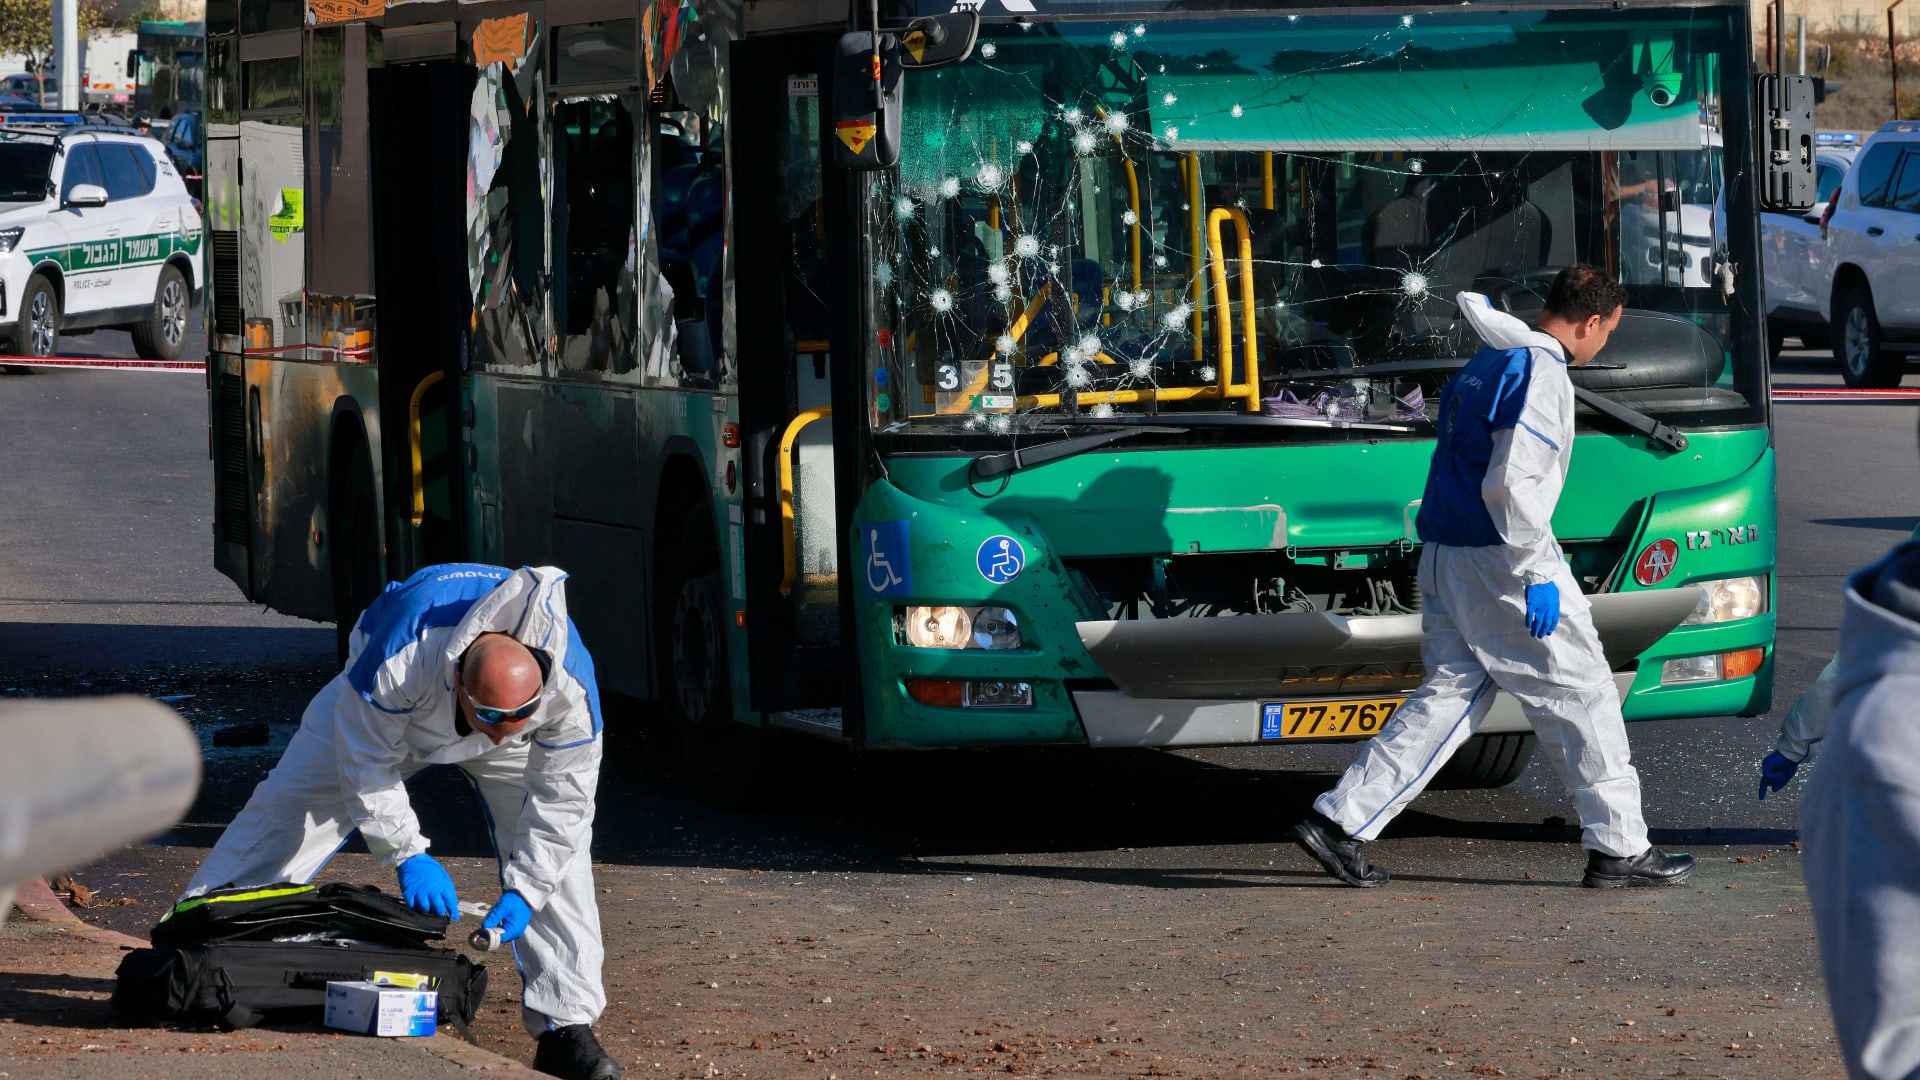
[1429,733,1534,789]
[659,505,770,800]
[330,438,381,664]
[131,264,190,361]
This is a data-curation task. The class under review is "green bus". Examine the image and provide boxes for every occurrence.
[207,0,1800,786]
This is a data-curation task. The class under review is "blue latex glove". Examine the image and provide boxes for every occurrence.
[1524,582,1560,639]
[482,891,532,944]
[396,854,459,919]
[1758,751,1800,801]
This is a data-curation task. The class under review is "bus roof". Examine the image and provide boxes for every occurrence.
[138,20,204,36]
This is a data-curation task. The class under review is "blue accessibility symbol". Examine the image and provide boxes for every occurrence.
[863,520,913,597]
[976,535,1025,584]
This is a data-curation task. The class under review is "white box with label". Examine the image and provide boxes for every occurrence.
[323,980,438,1037]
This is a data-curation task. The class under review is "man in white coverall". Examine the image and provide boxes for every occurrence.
[1291,264,1694,889]
[182,563,621,1080]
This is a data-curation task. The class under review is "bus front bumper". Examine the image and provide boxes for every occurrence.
[1069,675,1637,747]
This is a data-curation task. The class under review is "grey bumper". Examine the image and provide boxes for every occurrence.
[1072,673,1637,748]
[1074,590,1700,700]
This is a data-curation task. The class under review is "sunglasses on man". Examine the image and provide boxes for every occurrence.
[459,647,553,726]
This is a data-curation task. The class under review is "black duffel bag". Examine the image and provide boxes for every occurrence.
[112,882,486,1036]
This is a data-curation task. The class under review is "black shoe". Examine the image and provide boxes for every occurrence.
[1582,847,1694,888]
[534,1024,623,1080]
[1291,809,1390,888]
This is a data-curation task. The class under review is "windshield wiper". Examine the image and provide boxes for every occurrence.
[1571,385,1689,453]
[971,425,1187,479]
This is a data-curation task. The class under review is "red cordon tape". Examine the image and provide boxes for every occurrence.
[0,355,206,372]
[1772,385,1920,401]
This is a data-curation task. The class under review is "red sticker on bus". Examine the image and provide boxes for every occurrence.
[1633,539,1679,586]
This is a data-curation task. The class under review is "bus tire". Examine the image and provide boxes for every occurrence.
[1428,733,1534,790]
[658,502,758,784]
[16,274,58,357]
[1836,287,1900,389]
[131,264,190,361]
[330,437,382,664]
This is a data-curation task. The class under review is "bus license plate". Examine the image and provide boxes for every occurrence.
[1260,697,1404,741]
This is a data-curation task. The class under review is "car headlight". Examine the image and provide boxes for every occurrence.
[0,227,23,254]
[898,606,1022,650]
[1681,575,1769,625]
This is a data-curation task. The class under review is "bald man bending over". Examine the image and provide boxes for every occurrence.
[181,564,620,1080]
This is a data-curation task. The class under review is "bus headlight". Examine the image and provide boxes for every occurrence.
[898,606,1023,649]
[903,606,972,649]
[1681,575,1768,624]
[971,607,1020,649]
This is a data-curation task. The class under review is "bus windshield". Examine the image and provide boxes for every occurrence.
[863,10,1757,441]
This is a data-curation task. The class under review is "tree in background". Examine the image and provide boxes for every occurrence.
[0,0,109,105]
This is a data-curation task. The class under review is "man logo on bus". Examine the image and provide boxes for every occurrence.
[1634,538,1679,586]
[977,535,1025,584]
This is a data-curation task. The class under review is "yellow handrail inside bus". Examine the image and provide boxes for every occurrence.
[1262,153,1275,210]
[1205,207,1261,412]
[408,370,445,527]
[1186,153,1205,365]
[1015,384,1226,410]
[779,406,834,597]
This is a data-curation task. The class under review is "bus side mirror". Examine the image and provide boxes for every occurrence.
[1755,73,1816,212]
[832,32,903,171]
[895,13,978,70]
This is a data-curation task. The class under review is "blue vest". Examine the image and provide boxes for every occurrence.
[1414,346,1538,548]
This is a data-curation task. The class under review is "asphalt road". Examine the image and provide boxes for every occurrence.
[4,345,1914,1077]
[0,306,331,676]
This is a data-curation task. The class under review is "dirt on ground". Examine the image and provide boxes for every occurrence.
[6,668,1842,1079]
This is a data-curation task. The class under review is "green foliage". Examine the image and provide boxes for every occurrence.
[0,0,109,63]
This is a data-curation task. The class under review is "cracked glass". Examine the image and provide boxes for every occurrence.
[862,10,1758,444]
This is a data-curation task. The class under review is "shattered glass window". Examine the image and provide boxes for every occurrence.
[555,98,640,375]
[652,101,727,385]
[864,10,1758,442]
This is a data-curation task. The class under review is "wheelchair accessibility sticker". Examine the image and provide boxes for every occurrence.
[976,535,1025,584]
[863,520,913,598]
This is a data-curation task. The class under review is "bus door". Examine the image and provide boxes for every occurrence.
[367,50,472,571]
[732,37,845,721]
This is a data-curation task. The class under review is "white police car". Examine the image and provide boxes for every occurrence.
[0,127,201,359]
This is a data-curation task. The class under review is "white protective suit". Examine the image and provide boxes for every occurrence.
[1314,293,1649,857]
[184,563,607,1037]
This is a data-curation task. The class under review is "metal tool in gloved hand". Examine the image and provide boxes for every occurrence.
[458,900,500,950]
[462,892,531,952]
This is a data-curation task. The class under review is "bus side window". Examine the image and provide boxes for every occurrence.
[652,108,726,386]
[554,97,638,376]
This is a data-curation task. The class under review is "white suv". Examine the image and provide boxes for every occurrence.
[0,127,202,359]
[1821,120,1920,387]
